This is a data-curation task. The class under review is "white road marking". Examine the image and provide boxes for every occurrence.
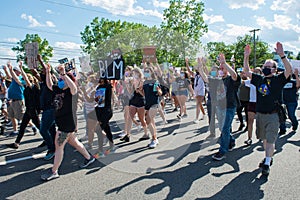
[0,152,46,166]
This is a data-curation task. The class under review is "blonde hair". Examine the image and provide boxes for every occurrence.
[132,67,144,79]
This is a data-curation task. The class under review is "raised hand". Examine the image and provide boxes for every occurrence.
[218,53,226,64]
[244,44,251,57]
[275,42,284,57]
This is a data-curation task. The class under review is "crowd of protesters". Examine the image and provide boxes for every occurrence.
[1,42,299,180]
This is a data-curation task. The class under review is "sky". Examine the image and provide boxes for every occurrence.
[0,0,299,66]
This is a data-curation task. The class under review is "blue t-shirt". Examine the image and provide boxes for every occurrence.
[8,77,24,100]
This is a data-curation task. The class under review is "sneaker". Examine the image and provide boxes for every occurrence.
[292,125,298,131]
[148,139,159,149]
[118,132,126,138]
[44,151,55,161]
[172,107,178,112]
[80,155,95,168]
[244,139,252,146]
[139,134,150,141]
[212,152,225,161]
[206,133,216,139]
[94,151,105,159]
[8,131,18,137]
[182,114,188,118]
[177,114,182,120]
[32,126,37,135]
[228,142,236,151]
[163,120,168,125]
[0,126,5,135]
[6,143,19,149]
[41,169,59,181]
[261,164,270,176]
[105,146,116,155]
[193,119,199,124]
[278,129,286,135]
[259,158,273,168]
[120,135,130,142]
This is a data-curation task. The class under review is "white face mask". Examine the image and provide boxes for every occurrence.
[218,70,224,77]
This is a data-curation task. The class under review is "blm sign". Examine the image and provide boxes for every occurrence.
[98,49,125,80]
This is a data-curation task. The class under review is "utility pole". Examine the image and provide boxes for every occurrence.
[249,29,260,67]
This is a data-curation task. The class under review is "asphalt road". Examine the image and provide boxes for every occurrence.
[1,99,300,200]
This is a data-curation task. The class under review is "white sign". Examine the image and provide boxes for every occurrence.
[25,42,39,69]
[290,59,300,73]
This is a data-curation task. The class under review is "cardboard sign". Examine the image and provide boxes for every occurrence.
[142,46,156,63]
[25,42,39,69]
[98,50,125,80]
[79,55,91,73]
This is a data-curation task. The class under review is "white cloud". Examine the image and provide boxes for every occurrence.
[81,0,163,18]
[5,38,19,43]
[152,0,169,8]
[21,14,42,27]
[256,14,300,33]
[46,9,53,14]
[203,13,225,24]
[21,13,56,28]
[224,0,265,10]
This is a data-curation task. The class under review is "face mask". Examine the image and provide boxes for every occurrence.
[218,70,224,77]
[262,68,272,76]
[180,73,185,78]
[125,72,130,77]
[210,71,217,77]
[58,79,65,89]
[144,72,150,78]
[134,75,139,79]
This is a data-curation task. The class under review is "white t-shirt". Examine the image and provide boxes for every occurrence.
[194,74,205,96]
[244,79,256,102]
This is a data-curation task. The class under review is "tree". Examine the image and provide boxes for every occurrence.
[296,52,300,60]
[160,0,208,66]
[11,34,53,65]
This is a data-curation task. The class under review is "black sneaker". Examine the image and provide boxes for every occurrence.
[32,126,38,135]
[292,125,298,131]
[261,164,270,176]
[279,129,286,135]
[0,126,5,135]
[120,135,130,142]
[212,152,225,161]
[237,123,245,131]
[172,107,178,112]
[259,158,273,168]
[177,114,182,120]
[80,155,95,168]
[228,142,236,151]
[6,143,19,149]
[244,139,252,146]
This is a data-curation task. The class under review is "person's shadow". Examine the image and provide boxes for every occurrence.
[196,168,267,200]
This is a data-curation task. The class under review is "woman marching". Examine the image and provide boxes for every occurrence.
[143,66,163,148]
[41,64,95,181]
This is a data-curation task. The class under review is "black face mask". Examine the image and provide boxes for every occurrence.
[262,68,272,76]
[40,74,46,82]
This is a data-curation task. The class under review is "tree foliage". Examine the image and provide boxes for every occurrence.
[11,34,53,65]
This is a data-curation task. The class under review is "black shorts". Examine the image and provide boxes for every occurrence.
[247,102,256,113]
[55,114,76,133]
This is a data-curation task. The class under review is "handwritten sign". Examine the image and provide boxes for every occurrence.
[79,55,91,73]
[98,50,125,80]
[142,46,156,63]
[25,42,39,69]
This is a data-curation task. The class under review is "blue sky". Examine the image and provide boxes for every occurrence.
[0,0,299,66]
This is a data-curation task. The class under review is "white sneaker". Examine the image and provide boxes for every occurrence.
[148,139,159,149]
[118,132,126,138]
[193,119,199,124]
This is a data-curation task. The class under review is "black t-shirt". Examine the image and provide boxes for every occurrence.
[222,75,241,108]
[53,86,75,118]
[283,79,298,103]
[251,73,289,113]
[143,79,160,110]
[24,85,40,110]
[95,83,112,109]
[40,82,54,110]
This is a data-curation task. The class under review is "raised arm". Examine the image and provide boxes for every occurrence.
[3,65,11,79]
[294,68,300,89]
[185,57,194,78]
[7,61,23,86]
[19,61,32,87]
[219,53,237,81]
[243,44,252,79]
[45,63,53,91]
[275,42,292,79]
[197,57,208,83]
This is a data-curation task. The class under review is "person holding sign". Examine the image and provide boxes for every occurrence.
[41,64,95,181]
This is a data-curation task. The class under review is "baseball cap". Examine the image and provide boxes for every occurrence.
[13,66,21,72]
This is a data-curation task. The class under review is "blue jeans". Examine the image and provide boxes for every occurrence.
[280,102,298,130]
[219,107,236,154]
[40,109,56,152]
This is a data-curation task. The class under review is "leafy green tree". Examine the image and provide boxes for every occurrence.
[12,34,53,65]
[160,0,208,66]
[296,52,300,60]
